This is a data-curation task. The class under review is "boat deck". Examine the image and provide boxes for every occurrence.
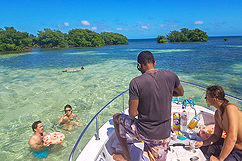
[77,103,215,161]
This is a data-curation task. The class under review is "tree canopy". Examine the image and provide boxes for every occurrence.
[101,32,128,45]
[67,29,105,47]
[37,29,67,48]
[0,27,129,52]
[0,27,36,51]
[156,35,167,43]
[156,28,209,43]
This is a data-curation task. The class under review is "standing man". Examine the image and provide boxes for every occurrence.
[29,121,50,158]
[112,51,184,161]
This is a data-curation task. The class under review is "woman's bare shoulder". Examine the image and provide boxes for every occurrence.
[226,103,240,111]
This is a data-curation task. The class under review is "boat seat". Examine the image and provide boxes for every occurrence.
[111,137,144,161]
[130,140,144,161]
[95,130,144,161]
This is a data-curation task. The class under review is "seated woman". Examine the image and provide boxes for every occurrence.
[56,104,83,130]
[195,85,242,161]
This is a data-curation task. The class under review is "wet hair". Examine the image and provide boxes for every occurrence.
[32,121,42,131]
[206,85,229,120]
[137,51,155,65]
[64,104,72,110]
[81,66,84,70]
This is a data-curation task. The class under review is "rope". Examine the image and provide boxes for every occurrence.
[172,97,201,109]
[180,80,242,103]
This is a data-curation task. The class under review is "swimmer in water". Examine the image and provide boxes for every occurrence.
[29,121,50,150]
[56,104,83,130]
[62,66,84,72]
[28,121,52,158]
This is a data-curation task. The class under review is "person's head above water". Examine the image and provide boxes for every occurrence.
[64,104,73,116]
[64,104,72,110]
[32,121,42,132]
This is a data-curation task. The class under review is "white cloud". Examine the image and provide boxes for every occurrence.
[116,28,122,30]
[210,21,226,26]
[159,19,179,28]
[194,21,204,25]
[142,26,148,29]
[64,22,69,26]
[81,20,91,26]
[92,27,97,30]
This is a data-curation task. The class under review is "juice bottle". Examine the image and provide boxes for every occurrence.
[188,116,200,129]
[173,112,180,131]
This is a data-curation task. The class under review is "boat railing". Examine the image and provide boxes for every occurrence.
[68,89,129,161]
[180,80,242,102]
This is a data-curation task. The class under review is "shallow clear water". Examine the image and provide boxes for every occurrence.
[0,37,241,160]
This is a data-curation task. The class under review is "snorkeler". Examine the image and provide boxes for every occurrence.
[62,66,84,72]
[29,121,51,158]
[56,104,83,130]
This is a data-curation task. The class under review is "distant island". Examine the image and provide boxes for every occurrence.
[223,38,228,41]
[0,27,129,52]
[156,28,209,43]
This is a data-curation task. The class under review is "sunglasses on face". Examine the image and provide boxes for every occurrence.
[65,109,71,112]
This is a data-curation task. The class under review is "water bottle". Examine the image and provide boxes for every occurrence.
[180,110,187,132]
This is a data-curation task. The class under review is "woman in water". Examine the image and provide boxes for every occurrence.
[56,104,83,130]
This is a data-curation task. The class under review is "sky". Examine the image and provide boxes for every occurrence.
[0,0,242,39]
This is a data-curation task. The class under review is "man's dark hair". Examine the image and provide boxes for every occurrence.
[137,51,155,65]
[32,121,42,131]
[64,104,72,110]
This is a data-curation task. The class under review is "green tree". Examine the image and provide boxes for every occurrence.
[167,31,188,42]
[186,28,208,42]
[101,32,128,45]
[37,29,67,48]
[67,29,105,47]
[223,38,228,41]
[1,27,129,52]
[166,28,208,42]
[0,27,35,51]
[156,35,168,43]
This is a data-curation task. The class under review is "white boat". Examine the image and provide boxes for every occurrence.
[69,82,242,161]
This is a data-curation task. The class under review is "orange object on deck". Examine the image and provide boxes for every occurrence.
[198,124,226,140]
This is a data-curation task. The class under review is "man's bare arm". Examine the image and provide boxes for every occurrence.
[173,83,184,97]
[129,99,139,118]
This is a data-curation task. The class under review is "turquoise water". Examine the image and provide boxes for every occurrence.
[0,37,241,160]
